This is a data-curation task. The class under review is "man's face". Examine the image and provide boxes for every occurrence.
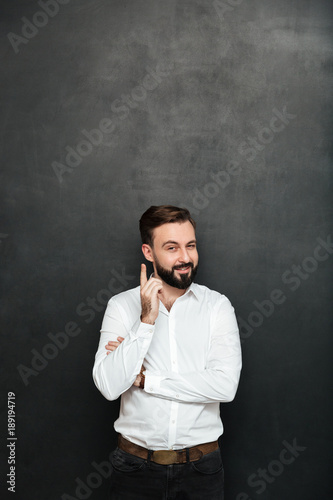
[148,221,199,289]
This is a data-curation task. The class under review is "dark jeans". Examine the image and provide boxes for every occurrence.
[108,446,224,500]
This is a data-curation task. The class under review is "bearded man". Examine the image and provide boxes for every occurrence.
[93,205,242,500]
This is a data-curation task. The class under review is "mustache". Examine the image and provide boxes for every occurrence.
[173,263,194,271]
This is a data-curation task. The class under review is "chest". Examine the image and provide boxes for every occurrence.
[145,302,212,372]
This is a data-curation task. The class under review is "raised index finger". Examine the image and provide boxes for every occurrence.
[140,263,148,288]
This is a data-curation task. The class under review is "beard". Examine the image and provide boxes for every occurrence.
[154,257,198,290]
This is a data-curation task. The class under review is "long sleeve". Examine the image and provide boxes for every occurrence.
[92,297,155,401]
[92,284,241,449]
[143,298,242,404]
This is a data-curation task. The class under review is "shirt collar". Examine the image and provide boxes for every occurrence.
[185,282,200,300]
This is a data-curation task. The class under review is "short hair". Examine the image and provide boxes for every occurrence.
[139,205,196,247]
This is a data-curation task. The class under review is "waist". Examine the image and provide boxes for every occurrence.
[115,393,223,447]
[118,435,219,465]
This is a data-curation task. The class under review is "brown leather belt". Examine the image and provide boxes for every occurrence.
[118,435,219,465]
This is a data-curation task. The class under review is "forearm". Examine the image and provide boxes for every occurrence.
[144,361,242,404]
[144,314,242,404]
[93,319,154,401]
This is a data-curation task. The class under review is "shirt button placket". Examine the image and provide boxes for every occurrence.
[168,313,178,448]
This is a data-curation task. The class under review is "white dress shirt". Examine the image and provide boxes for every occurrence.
[93,282,242,451]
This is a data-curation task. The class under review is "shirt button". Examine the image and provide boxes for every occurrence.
[176,394,179,398]
[149,387,154,392]
[172,420,175,424]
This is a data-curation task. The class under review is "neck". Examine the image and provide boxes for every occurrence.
[158,280,186,312]
[160,280,187,300]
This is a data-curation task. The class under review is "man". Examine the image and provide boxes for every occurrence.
[93,205,242,500]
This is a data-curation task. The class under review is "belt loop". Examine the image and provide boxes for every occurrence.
[186,447,190,463]
[147,449,153,463]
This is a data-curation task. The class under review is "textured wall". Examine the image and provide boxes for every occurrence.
[1,1,332,498]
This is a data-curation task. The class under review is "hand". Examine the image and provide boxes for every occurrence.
[140,263,163,325]
[105,336,124,355]
[133,365,145,389]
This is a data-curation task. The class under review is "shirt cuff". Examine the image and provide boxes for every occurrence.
[144,371,163,394]
[129,318,155,340]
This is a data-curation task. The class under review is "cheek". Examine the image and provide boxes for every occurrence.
[192,251,199,264]
[159,255,175,269]
[169,257,179,268]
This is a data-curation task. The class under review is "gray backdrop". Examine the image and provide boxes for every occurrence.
[1,0,332,499]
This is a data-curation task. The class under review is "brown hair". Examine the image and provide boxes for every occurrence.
[139,205,196,246]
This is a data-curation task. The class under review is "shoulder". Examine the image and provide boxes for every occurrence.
[191,283,233,310]
[109,285,140,307]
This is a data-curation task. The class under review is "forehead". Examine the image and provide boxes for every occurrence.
[152,221,196,246]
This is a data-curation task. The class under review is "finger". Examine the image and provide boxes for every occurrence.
[141,278,163,295]
[145,281,164,299]
[117,337,124,342]
[106,341,120,346]
[140,263,148,288]
[105,342,120,350]
[141,276,162,287]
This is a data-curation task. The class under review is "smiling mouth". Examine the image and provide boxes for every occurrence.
[175,266,191,274]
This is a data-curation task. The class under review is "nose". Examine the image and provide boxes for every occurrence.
[179,247,190,263]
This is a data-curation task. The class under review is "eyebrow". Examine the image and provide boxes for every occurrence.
[162,239,197,248]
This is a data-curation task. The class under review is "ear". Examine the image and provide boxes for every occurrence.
[141,244,154,262]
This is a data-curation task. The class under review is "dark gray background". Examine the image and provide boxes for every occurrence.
[1,0,332,499]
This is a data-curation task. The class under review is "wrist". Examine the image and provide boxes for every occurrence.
[139,372,145,390]
[140,315,155,325]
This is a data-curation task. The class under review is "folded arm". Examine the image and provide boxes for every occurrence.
[144,299,242,404]
[92,298,154,401]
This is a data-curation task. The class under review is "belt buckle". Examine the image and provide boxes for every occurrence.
[152,450,178,465]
